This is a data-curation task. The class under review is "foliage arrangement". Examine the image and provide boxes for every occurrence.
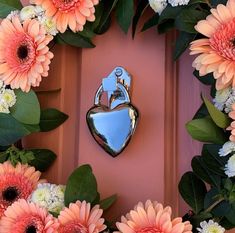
[1,0,235,232]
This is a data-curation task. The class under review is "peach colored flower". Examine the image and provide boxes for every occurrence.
[190,0,235,90]
[0,161,41,218]
[0,199,59,233]
[0,16,54,92]
[58,200,106,233]
[115,200,192,233]
[31,0,99,33]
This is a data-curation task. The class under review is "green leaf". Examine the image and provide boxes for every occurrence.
[142,14,159,32]
[188,0,208,4]
[225,204,235,225]
[179,171,207,214]
[193,70,215,86]
[56,31,95,48]
[192,156,221,188]
[64,165,98,206]
[203,96,231,129]
[0,0,22,18]
[159,5,185,23]
[186,117,227,144]
[0,114,33,146]
[100,194,117,210]
[94,0,118,34]
[158,19,175,34]
[175,8,208,33]
[132,0,149,38]
[202,144,227,176]
[212,201,231,217]
[40,108,68,132]
[115,0,134,33]
[11,90,40,125]
[204,187,220,209]
[174,31,196,60]
[29,149,57,172]
[193,103,209,119]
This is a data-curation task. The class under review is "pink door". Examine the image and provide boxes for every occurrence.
[21,0,205,220]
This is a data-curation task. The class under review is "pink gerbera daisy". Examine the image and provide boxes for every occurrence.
[115,200,192,233]
[190,0,235,90]
[31,0,99,33]
[0,199,59,233]
[0,16,54,92]
[58,200,106,233]
[0,161,41,218]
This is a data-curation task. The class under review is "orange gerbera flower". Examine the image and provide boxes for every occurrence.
[115,200,192,233]
[58,200,106,233]
[31,0,99,33]
[0,16,53,92]
[0,199,59,233]
[0,162,41,218]
[190,0,235,90]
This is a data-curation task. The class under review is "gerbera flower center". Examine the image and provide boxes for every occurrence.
[137,227,162,233]
[52,0,81,12]
[59,222,87,233]
[17,45,29,60]
[210,18,235,61]
[2,186,19,202]
[26,225,37,233]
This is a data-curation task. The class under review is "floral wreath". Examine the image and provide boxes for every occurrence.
[0,0,234,232]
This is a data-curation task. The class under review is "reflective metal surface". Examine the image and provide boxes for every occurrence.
[86,67,139,157]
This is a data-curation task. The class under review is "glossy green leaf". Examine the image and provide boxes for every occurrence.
[132,0,149,38]
[0,0,22,18]
[159,5,185,23]
[141,14,159,32]
[203,96,231,129]
[29,149,57,172]
[174,31,196,60]
[192,156,221,188]
[57,31,95,48]
[175,8,208,33]
[0,114,33,146]
[179,171,207,214]
[158,19,175,34]
[64,165,98,206]
[116,0,134,33]
[186,117,227,144]
[204,187,220,209]
[225,204,235,225]
[201,144,227,176]
[39,108,68,132]
[94,0,118,34]
[11,89,40,125]
[100,194,117,210]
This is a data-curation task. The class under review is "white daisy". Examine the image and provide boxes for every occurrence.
[213,87,232,111]
[225,154,235,177]
[39,16,58,36]
[168,0,190,6]
[30,183,65,214]
[20,6,37,21]
[219,141,235,157]
[197,220,225,233]
[149,0,167,15]
[1,89,17,107]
